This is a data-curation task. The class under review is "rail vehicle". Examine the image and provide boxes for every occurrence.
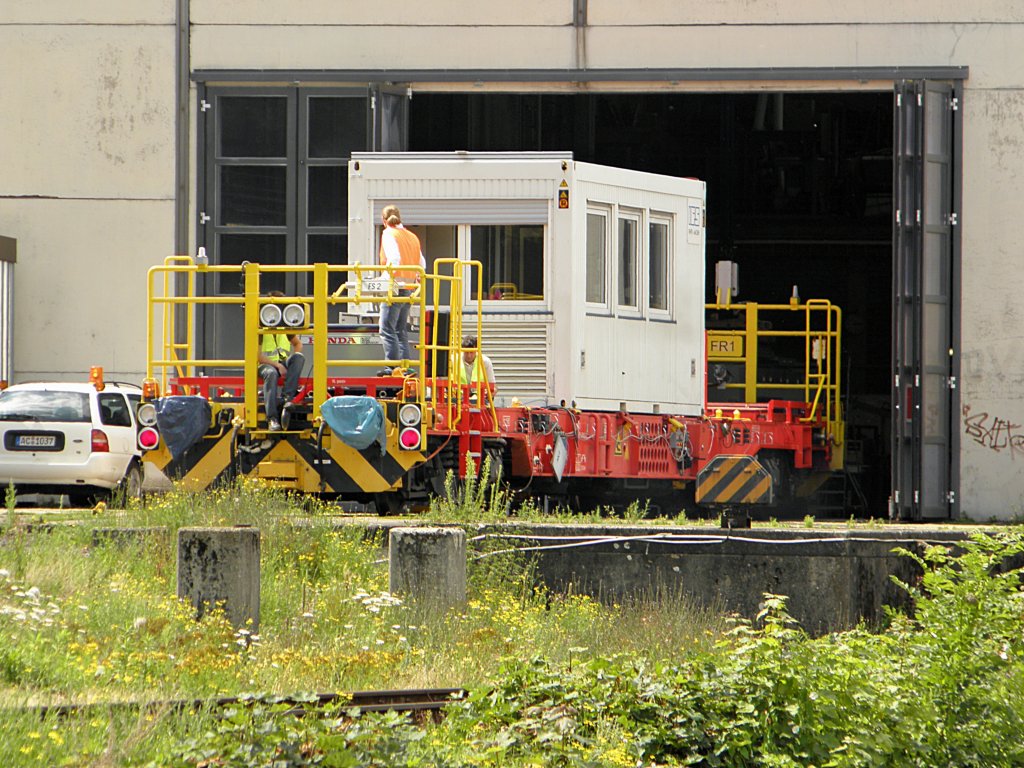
[137,153,844,514]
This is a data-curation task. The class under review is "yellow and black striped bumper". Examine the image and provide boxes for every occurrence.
[144,426,425,495]
[696,455,774,506]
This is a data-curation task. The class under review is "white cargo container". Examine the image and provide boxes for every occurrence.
[348,152,706,415]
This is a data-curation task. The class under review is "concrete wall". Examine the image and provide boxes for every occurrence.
[0,3,176,382]
[480,523,966,634]
[6,1,1024,517]
[350,519,965,634]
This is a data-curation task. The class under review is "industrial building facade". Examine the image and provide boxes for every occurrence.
[2,2,1022,520]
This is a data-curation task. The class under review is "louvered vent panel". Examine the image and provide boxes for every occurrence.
[477,317,551,405]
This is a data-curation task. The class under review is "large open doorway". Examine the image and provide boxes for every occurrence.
[409,91,895,516]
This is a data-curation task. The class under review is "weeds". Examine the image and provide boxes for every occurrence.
[5,478,1024,765]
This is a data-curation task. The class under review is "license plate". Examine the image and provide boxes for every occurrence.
[16,435,56,448]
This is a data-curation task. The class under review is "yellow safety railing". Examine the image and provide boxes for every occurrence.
[146,256,485,432]
[705,297,843,460]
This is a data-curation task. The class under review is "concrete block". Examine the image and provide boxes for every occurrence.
[389,526,466,609]
[177,526,260,631]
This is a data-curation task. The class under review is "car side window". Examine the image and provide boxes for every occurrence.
[98,393,132,428]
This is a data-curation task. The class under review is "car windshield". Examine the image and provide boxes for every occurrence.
[0,390,91,423]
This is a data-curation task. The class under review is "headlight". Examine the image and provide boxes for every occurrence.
[259,303,283,327]
[282,303,305,327]
[398,403,421,427]
[136,402,158,427]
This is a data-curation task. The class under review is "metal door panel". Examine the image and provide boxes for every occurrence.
[892,80,955,520]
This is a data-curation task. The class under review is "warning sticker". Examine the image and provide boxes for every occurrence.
[687,202,703,243]
[558,179,569,209]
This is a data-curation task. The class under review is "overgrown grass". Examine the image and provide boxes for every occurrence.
[5,480,1024,765]
[0,479,725,764]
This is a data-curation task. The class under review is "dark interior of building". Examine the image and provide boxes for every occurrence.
[410,91,894,514]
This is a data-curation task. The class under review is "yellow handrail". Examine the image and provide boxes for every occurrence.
[146,257,485,432]
[705,298,843,457]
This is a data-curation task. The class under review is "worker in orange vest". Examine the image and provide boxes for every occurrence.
[378,204,425,369]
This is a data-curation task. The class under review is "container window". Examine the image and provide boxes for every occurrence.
[470,225,544,301]
[586,211,608,305]
[649,217,671,313]
[617,215,639,310]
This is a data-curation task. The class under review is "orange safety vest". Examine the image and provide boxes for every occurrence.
[379,227,422,283]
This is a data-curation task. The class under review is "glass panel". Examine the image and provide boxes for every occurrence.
[923,301,948,367]
[922,375,949,438]
[217,234,287,294]
[308,234,347,295]
[220,166,286,226]
[923,231,948,297]
[309,97,367,158]
[586,213,606,304]
[649,221,669,311]
[220,96,287,158]
[97,393,132,427]
[0,390,90,422]
[307,166,346,227]
[469,225,544,301]
[376,90,408,151]
[920,443,948,511]
[618,217,637,308]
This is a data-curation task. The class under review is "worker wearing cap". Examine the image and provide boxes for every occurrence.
[378,204,425,367]
[460,335,496,393]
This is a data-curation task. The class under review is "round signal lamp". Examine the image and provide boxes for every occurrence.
[136,402,158,427]
[138,427,161,451]
[399,426,422,451]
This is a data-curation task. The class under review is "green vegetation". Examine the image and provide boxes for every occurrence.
[1,480,1023,765]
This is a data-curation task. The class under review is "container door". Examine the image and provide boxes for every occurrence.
[892,80,957,520]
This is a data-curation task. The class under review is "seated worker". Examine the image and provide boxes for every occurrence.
[258,291,304,431]
[460,335,496,398]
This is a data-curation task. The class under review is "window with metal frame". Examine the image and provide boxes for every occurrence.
[648,215,671,314]
[201,87,368,296]
[470,224,545,302]
[586,209,609,307]
[616,211,640,312]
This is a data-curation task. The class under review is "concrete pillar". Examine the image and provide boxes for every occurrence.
[389,526,466,609]
[177,526,260,631]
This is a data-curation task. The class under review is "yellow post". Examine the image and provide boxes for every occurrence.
[744,302,758,404]
[243,263,261,428]
[313,262,328,416]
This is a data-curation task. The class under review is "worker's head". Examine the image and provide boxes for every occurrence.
[462,335,478,364]
[381,204,402,227]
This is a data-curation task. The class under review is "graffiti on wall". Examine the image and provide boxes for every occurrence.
[963,404,1024,458]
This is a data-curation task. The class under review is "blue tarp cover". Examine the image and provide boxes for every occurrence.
[320,396,386,456]
[155,396,212,461]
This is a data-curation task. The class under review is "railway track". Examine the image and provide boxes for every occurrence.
[24,687,467,721]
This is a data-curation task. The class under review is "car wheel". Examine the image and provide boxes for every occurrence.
[113,462,143,508]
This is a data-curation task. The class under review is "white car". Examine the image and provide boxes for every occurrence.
[0,380,152,506]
